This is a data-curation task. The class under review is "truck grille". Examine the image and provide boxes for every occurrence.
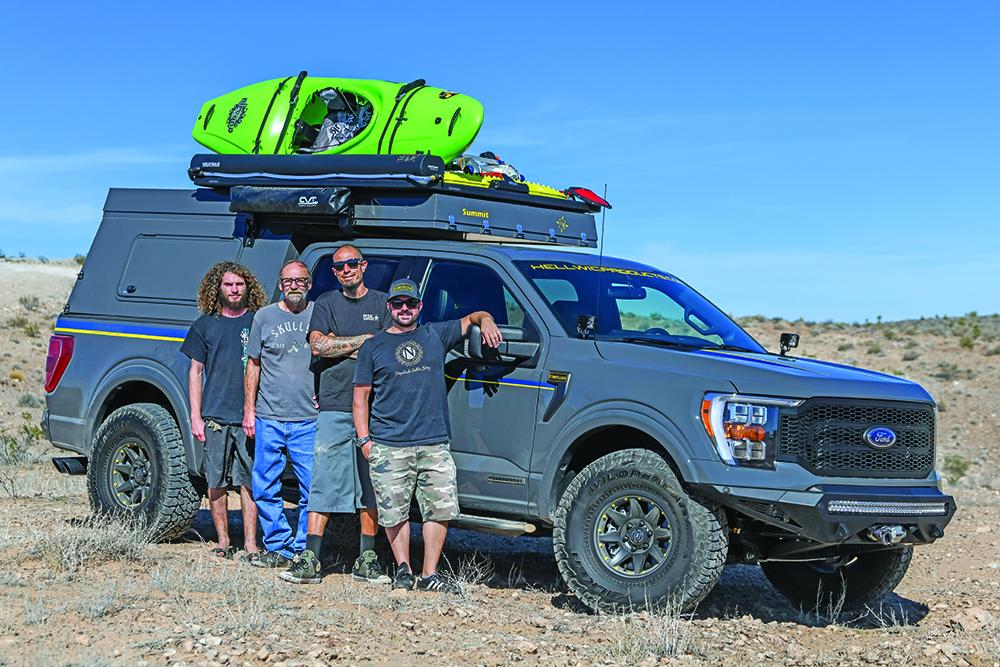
[779,400,935,478]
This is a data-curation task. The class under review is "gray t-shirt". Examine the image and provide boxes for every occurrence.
[247,302,318,422]
[308,289,391,413]
[354,320,464,447]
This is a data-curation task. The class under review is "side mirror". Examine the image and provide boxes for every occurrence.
[779,332,799,357]
[466,324,539,363]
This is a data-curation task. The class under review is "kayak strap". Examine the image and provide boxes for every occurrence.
[252,75,294,154]
[378,79,426,154]
[273,71,308,154]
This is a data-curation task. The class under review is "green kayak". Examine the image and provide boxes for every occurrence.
[193,72,484,161]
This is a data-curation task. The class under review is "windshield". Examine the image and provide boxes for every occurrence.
[513,260,766,353]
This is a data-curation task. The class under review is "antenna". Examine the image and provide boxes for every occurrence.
[582,184,608,340]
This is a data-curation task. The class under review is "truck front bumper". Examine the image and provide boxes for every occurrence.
[692,482,956,548]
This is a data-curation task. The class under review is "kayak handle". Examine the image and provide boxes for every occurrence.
[448,107,461,137]
[203,104,215,130]
[396,79,426,101]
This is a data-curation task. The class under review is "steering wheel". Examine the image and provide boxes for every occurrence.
[644,328,670,335]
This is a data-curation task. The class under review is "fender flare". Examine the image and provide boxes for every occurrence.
[534,401,697,520]
[86,359,197,473]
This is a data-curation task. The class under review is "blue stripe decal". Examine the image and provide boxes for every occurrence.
[692,349,828,375]
[449,371,556,391]
[55,318,188,342]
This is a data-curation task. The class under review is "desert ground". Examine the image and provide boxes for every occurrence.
[0,257,998,667]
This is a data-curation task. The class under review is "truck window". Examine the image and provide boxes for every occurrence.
[308,255,401,300]
[419,260,531,332]
[117,235,241,302]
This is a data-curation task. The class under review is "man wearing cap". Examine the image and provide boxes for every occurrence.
[352,279,502,592]
[279,245,392,585]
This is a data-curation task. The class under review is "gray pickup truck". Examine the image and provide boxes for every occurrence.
[42,153,954,613]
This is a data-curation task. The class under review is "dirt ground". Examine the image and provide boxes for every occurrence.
[1,258,999,667]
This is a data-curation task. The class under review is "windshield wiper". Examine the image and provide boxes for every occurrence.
[710,344,764,354]
[615,336,706,350]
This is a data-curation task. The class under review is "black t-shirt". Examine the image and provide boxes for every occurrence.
[180,311,255,424]
[309,289,391,412]
[354,320,464,447]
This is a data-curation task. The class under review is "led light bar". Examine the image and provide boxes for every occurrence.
[827,500,949,516]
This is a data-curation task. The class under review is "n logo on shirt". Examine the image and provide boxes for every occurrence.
[395,340,424,367]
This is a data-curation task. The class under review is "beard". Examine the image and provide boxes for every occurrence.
[283,289,307,305]
[217,289,248,312]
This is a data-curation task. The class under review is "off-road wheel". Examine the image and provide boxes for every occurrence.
[553,449,728,613]
[760,547,913,612]
[87,403,200,541]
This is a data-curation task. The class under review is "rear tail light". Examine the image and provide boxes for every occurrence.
[45,335,74,393]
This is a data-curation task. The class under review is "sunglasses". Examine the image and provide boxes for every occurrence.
[333,259,362,272]
[279,277,309,287]
[388,298,421,310]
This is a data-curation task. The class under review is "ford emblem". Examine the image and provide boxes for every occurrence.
[864,427,897,449]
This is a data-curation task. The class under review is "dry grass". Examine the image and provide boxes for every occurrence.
[603,596,693,663]
[21,514,156,573]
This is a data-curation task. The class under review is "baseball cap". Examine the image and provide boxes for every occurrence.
[387,279,420,302]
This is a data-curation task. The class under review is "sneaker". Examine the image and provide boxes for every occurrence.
[415,574,461,594]
[353,550,392,584]
[393,562,416,590]
[251,550,292,569]
[279,549,322,584]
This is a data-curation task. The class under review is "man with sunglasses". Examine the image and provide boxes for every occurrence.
[244,260,317,568]
[353,279,502,592]
[280,245,392,585]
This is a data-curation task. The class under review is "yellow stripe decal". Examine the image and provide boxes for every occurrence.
[54,327,186,342]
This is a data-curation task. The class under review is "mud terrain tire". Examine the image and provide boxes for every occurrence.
[760,546,913,612]
[553,449,727,613]
[87,403,200,541]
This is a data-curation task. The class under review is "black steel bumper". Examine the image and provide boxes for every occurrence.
[692,482,956,546]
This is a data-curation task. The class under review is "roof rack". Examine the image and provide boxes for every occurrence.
[188,153,601,247]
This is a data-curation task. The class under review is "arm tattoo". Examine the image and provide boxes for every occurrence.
[310,333,370,358]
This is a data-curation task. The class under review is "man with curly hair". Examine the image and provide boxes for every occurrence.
[181,261,266,560]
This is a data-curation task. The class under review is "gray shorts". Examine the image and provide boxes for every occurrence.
[308,411,377,513]
[203,420,254,489]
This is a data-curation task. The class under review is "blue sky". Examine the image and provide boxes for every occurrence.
[1,2,997,322]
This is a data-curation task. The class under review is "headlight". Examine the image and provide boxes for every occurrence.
[699,393,803,468]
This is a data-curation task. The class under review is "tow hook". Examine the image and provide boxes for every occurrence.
[867,525,906,545]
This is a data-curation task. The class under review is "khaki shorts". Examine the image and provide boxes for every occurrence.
[368,442,459,527]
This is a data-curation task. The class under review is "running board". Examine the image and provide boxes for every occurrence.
[52,456,88,475]
[451,514,536,537]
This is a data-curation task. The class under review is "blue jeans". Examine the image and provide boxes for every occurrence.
[252,418,315,559]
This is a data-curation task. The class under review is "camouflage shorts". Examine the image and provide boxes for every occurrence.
[368,442,459,527]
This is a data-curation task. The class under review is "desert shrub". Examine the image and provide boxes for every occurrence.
[838,343,855,351]
[24,323,40,338]
[26,515,156,572]
[37,256,48,264]
[73,253,86,265]
[4,315,29,329]
[18,295,39,311]
[883,330,895,340]
[905,339,919,349]
[934,363,975,381]
[960,336,974,349]
[942,455,970,485]
[865,342,882,355]
[985,346,1000,357]
[17,393,43,409]
[902,351,920,361]
[605,598,692,663]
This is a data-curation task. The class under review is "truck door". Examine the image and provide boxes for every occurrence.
[417,257,546,516]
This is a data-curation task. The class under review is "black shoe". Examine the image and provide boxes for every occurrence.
[415,573,460,594]
[279,549,322,584]
[393,562,416,590]
[251,550,292,569]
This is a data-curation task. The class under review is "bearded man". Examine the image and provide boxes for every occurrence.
[243,260,318,567]
[181,261,266,559]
